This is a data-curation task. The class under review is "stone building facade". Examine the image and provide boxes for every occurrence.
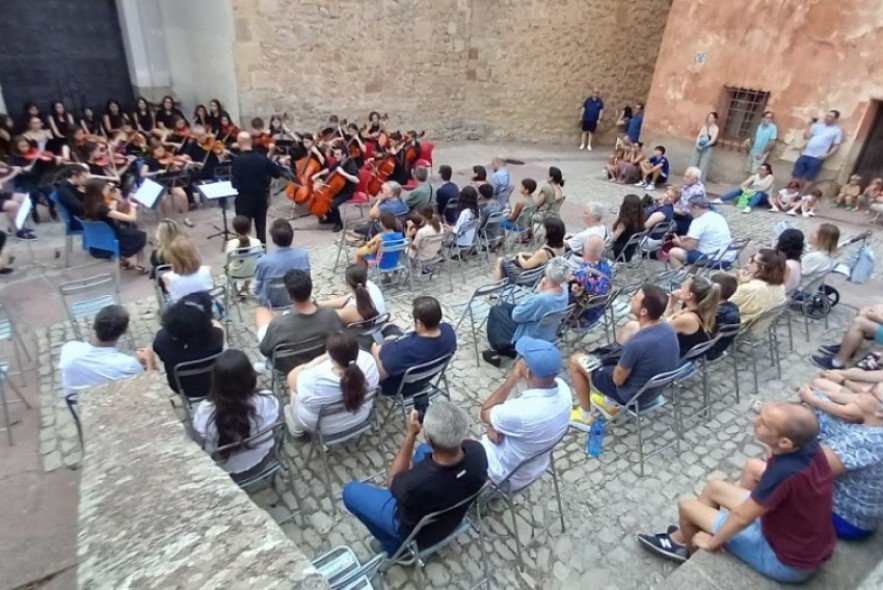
[642,0,883,187]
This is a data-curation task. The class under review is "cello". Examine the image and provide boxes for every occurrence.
[366,152,395,196]
[289,153,322,203]
[309,167,347,217]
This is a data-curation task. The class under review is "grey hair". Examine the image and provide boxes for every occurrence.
[545,257,571,286]
[414,166,429,182]
[385,180,403,198]
[422,399,469,450]
[585,202,605,221]
[583,234,606,257]
[685,166,702,181]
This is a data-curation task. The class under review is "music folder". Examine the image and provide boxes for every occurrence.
[132,178,166,209]
[198,181,239,201]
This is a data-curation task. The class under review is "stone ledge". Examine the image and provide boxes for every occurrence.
[654,533,883,590]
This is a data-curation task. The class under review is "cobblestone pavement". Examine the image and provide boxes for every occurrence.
[31,143,883,589]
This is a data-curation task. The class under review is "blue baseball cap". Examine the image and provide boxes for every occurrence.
[515,337,561,379]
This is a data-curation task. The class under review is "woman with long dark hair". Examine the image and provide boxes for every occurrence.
[155,95,187,131]
[46,100,74,154]
[449,185,480,248]
[493,216,566,282]
[284,331,379,436]
[775,227,805,293]
[319,264,387,325]
[192,349,278,477]
[83,178,147,271]
[132,97,156,134]
[193,104,210,129]
[611,193,645,261]
[102,99,130,136]
[208,99,229,134]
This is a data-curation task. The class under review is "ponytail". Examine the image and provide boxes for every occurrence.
[345,264,378,321]
[326,332,368,412]
[694,281,721,333]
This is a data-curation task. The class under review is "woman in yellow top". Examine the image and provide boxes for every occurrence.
[730,247,787,335]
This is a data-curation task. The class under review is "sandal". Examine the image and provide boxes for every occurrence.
[856,351,881,371]
[133,265,149,275]
[120,260,133,270]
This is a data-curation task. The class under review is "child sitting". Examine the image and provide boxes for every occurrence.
[224,215,262,298]
[834,174,862,209]
[857,177,883,214]
[502,178,537,229]
[796,188,822,217]
[772,180,801,213]
[355,211,404,268]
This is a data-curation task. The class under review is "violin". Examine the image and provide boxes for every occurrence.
[219,124,241,146]
[23,148,57,164]
[158,153,191,169]
[104,186,132,215]
[254,131,274,151]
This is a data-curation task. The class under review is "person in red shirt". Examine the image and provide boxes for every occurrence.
[637,402,835,583]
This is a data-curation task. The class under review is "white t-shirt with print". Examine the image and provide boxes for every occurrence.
[686,210,732,256]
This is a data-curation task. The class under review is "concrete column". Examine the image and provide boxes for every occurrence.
[115,0,172,101]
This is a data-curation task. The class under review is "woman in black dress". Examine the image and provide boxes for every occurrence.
[207,99,228,134]
[103,100,130,136]
[79,107,102,136]
[46,100,75,155]
[132,97,156,135]
[193,104,210,130]
[83,177,148,272]
[156,95,187,132]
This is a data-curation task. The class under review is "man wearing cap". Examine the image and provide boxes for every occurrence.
[479,337,571,489]
[668,194,732,269]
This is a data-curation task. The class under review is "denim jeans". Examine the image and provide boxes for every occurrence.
[720,189,770,208]
[342,443,433,555]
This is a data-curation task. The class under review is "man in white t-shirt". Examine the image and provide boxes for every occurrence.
[479,337,571,490]
[565,202,609,253]
[669,195,732,268]
[60,305,154,398]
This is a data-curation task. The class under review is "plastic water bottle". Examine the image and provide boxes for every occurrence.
[587,417,606,457]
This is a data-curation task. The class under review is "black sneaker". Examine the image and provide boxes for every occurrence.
[481,349,502,367]
[636,532,688,563]
[15,230,36,242]
[817,343,841,356]
[0,267,13,275]
[810,354,842,370]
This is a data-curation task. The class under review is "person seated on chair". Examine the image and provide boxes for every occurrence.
[83,178,148,273]
[403,166,435,210]
[568,235,613,329]
[671,166,707,235]
[254,219,310,307]
[445,185,479,252]
[491,155,512,200]
[354,211,404,267]
[661,274,721,357]
[406,205,444,263]
[493,217,566,283]
[610,194,645,262]
[152,292,225,399]
[775,228,805,294]
[565,202,609,254]
[60,304,155,397]
[192,349,280,482]
[435,165,460,225]
[730,247,787,335]
[706,273,741,360]
[161,235,214,304]
[800,223,840,290]
[483,258,570,367]
[477,183,505,248]
[55,164,89,230]
[149,219,184,283]
[349,180,409,242]
[569,285,679,430]
[501,177,537,234]
[283,331,380,437]
[479,338,571,489]
[812,304,883,371]
[637,402,835,584]
[256,269,342,375]
[318,264,386,325]
[342,400,488,556]
[668,194,732,269]
[371,296,457,415]
[224,215,263,299]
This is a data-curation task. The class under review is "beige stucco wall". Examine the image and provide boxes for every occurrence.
[642,0,883,185]
[231,0,669,141]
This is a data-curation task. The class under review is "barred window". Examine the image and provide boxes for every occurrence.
[719,87,770,148]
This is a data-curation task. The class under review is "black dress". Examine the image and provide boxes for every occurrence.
[97,204,146,258]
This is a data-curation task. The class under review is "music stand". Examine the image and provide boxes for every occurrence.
[199,181,239,250]
[11,194,39,267]
[132,178,166,211]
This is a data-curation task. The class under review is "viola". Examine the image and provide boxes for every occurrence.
[288,154,322,203]
[219,124,241,145]
[254,132,274,151]
[366,153,396,196]
[310,167,347,217]
[23,148,56,163]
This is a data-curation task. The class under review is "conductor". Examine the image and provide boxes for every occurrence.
[231,131,286,244]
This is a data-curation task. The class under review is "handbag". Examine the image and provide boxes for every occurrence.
[736,189,756,209]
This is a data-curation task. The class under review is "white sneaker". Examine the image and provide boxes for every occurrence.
[634,180,646,187]
[646,183,656,191]
[742,206,751,214]
[579,144,586,150]
[802,211,811,218]
[587,145,593,151]
[807,210,816,217]
[768,205,779,212]
[787,210,797,216]
[709,198,723,205]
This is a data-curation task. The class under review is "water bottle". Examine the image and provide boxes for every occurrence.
[587,417,606,457]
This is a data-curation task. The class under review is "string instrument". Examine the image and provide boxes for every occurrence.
[366,152,396,196]
[403,131,426,170]
[288,153,322,203]
[104,191,133,215]
[23,147,56,165]
[310,166,347,217]
[219,124,241,146]
[157,153,192,170]
[254,131,274,152]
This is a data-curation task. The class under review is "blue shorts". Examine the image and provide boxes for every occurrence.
[686,249,705,264]
[582,119,598,133]
[792,155,823,181]
[712,506,815,583]
[591,365,622,401]
[876,324,883,345]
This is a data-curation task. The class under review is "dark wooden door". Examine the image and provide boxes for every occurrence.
[854,101,883,182]
[0,0,133,120]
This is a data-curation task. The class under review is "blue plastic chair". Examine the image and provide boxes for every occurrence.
[75,217,121,286]
[49,191,84,267]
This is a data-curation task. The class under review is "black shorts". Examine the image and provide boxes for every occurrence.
[582,119,598,133]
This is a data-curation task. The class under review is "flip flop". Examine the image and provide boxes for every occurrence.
[856,351,881,371]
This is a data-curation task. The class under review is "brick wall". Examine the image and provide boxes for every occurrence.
[231,0,669,142]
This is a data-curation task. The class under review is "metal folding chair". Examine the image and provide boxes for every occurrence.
[702,323,742,404]
[314,484,489,590]
[561,291,617,347]
[409,234,453,294]
[502,206,537,253]
[0,363,31,445]
[481,432,567,571]
[732,302,788,395]
[609,230,648,280]
[223,243,265,328]
[0,299,32,387]
[447,219,480,280]
[265,277,292,312]
[380,354,452,429]
[172,353,222,422]
[333,214,374,274]
[369,238,413,295]
[454,280,510,366]
[58,273,134,349]
[49,190,84,267]
[269,336,328,399]
[346,312,391,348]
[478,210,508,263]
[535,303,576,346]
[671,336,725,428]
[788,265,835,342]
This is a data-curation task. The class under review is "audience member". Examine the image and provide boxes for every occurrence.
[471,165,488,187]
[60,305,154,397]
[668,195,732,269]
[83,178,148,272]
[150,219,185,284]
[372,296,456,414]
[661,274,721,356]
[224,215,263,298]
[161,235,214,303]
[342,400,487,556]
[255,219,311,307]
[356,211,404,268]
[565,203,609,253]
[448,185,479,249]
[537,166,565,211]
[608,142,645,184]
[568,234,613,329]
[834,174,862,210]
[775,228,804,293]
[365,181,408,238]
[152,292,225,399]
[691,112,720,182]
[706,273,741,360]
[477,184,504,246]
[493,217,566,283]
[743,111,778,174]
[812,305,883,370]
[569,285,679,430]
[406,204,444,263]
[479,338,571,489]
[502,178,537,231]
[319,264,386,325]
[791,109,842,193]
[800,223,839,289]
[673,166,706,234]
[404,166,435,210]
[483,258,571,366]
[192,349,279,481]
[715,163,775,213]
[637,402,834,584]
[636,145,670,191]
[643,186,681,250]
[435,165,460,225]
[284,331,380,436]
[610,194,645,261]
[491,156,512,200]
[256,269,342,374]
[731,247,787,333]
[771,180,802,214]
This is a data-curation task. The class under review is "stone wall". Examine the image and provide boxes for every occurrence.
[231,0,669,141]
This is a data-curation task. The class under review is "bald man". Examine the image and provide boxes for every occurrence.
[230,131,286,244]
[638,402,836,583]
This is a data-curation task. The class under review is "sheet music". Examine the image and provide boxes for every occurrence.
[132,178,166,209]
[198,181,239,200]
[14,193,32,230]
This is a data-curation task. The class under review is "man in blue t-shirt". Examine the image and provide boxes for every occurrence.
[372,296,457,415]
[627,102,645,143]
[435,164,460,224]
[636,145,670,191]
[579,88,604,151]
[791,109,843,192]
[569,284,679,430]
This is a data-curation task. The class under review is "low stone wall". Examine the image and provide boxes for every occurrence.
[76,372,328,589]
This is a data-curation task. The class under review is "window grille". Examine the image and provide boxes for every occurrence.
[719,87,770,148]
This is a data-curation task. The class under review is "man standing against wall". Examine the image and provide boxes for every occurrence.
[791,110,843,192]
[743,111,778,174]
[579,88,604,151]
